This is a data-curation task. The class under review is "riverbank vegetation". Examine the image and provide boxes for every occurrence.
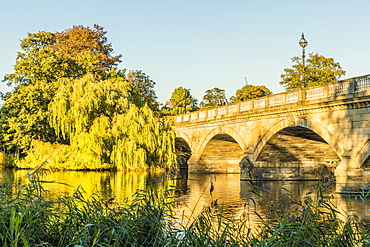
[0,25,176,170]
[0,171,369,246]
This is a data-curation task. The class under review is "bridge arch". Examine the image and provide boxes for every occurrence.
[358,140,370,168]
[189,125,247,173]
[356,121,370,168]
[174,130,192,151]
[197,125,247,156]
[249,117,345,180]
[254,117,344,161]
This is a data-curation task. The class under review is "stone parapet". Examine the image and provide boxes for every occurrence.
[174,74,370,126]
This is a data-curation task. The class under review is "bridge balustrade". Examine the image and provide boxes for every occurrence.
[355,75,370,92]
[286,92,299,104]
[174,74,370,124]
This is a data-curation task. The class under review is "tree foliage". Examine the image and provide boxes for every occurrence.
[3,25,121,86]
[1,81,57,150]
[19,75,176,170]
[1,25,176,170]
[200,87,227,108]
[51,24,122,77]
[3,31,65,85]
[1,25,122,151]
[170,87,198,115]
[280,53,346,91]
[230,85,272,103]
[125,70,159,111]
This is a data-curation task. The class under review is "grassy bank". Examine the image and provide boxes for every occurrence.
[0,170,369,246]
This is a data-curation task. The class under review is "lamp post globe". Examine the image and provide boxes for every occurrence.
[299,33,308,88]
[299,33,308,49]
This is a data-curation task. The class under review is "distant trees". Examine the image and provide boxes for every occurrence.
[200,87,227,108]
[230,85,272,103]
[168,87,198,115]
[280,53,346,91]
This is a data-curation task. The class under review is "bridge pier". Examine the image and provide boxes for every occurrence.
[334,154,370,193]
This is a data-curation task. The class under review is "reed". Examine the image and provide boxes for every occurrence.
[0,169,369,246]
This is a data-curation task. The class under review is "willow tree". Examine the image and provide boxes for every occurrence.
[42,74,176,170]
[111,105,176,169]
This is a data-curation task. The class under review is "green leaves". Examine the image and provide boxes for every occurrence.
[280,53,346,91]
[34,75,176,170]
[200,87,227,108]
[230,85,272,103]
[1,25,124,153]
[125,70,159,111]
[111,105,176,170]
[1,25,174,170]
[170,86,198,115]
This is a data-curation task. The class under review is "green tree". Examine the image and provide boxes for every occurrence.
[1,25,177,170]
[170,87,198,115]
[3,25,121,86]
[1,25,122,152]
[1,81,57,150]
[3,31,65,85]
[125,70,159,111]
[19,74,176,170]
[230,85,272,103]
[280,53,346,91]
[50,24,121,77]
[200,87,227,108]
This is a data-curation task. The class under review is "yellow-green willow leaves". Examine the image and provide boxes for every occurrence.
[49,75,132,140]
[19,74,177,170]
[111,105,176,170]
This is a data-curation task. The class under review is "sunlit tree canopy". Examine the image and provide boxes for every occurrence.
[170,86,198,115]
[1,25,176,170]
[125,70,159,111]
[200,87,227,108]
[230,84,272,103]
[280,53,346,91]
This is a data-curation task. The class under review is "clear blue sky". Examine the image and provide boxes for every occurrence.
[1,0,369,104]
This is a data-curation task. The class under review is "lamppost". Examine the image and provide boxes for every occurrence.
[299,33,308,88]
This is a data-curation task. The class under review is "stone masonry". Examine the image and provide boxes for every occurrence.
[173,74,370,193]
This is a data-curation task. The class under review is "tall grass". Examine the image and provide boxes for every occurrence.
[247,179,368,246]
[0,170,369,246]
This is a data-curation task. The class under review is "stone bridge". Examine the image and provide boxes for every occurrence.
[173,74,370,193]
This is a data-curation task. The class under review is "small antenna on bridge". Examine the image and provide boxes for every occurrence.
[244,77,248,84]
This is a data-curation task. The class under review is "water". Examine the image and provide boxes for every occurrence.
[1,169,370,227]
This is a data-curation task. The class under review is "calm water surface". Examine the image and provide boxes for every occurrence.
[1,169,370,227]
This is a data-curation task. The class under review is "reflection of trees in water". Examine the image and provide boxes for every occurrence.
[1,169,177,204]
[1,169,370,227]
